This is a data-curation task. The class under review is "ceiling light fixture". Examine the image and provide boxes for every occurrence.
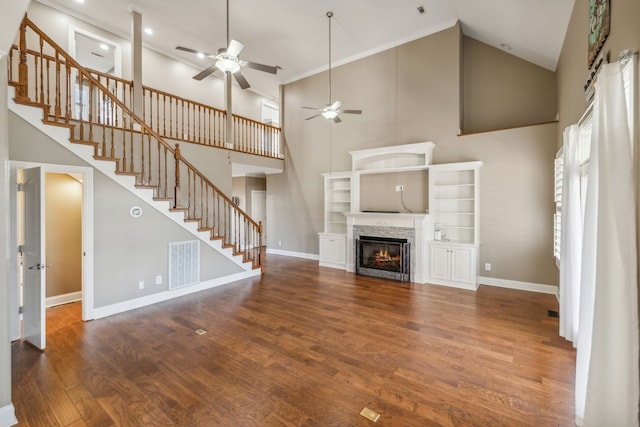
[321,110,338,120]
[144,27,153,35]
[302,12,362,123]
[174,0,278,89]
[215,56,241,74]
[99,43,109,50]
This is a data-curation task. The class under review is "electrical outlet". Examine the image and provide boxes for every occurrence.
[138,280,145,290]
[155,275,162,285]
[484,263,491,271]
[395,185,404,192]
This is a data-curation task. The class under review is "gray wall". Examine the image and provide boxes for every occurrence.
[0,0,28,413]
[9,111,243,308]
[462,36,557,134]
[556,0,640,137]
[275,23,559,286]
[0,54,14,419]
[45,173,82,298]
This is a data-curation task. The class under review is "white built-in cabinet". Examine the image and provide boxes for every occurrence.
[321,172,352,235]
[318,143,482,291]
[318,233,347,269]
[428,243,476,288]
[319,172,352,268]
[427,161,482,290]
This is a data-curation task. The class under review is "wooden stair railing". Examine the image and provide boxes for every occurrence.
[8,40,282,160]
[8,15,263,268]
[143,87,282,159]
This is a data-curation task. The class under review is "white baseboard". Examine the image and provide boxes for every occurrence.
[0,404,18,427]
[479,276,559,297]
[92,270,260,320]
[46,291,82,308]
[266,248,319,260]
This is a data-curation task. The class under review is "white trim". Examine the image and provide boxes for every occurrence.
[8,87,250,271]
[266,248,319,260]
[479,276,559,297]
[92,269,260,319]
[46,291,82,308]
[68,25,123,77]
[10,160,95,322]
[0,404,18,427]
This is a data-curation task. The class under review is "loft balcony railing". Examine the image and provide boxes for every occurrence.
[8,40,282,160]
[8,15,263,269]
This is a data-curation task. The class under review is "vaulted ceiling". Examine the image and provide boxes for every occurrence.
[36,0,575,100]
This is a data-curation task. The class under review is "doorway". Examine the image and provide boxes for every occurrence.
[69,26,121,76]
[9,161,94,349]
[251,190,267,244]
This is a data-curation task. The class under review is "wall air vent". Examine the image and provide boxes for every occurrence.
[169,240,200,290]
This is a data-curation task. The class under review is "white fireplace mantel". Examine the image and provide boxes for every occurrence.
[345,212,430,283]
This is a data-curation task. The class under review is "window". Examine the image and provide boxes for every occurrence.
[555,53,635,263]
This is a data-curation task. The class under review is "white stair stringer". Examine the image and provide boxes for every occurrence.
[8,88,257,273]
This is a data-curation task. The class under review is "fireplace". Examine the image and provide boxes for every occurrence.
[356,236,410,281]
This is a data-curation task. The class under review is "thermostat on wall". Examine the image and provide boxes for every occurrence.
[130,206,143,218]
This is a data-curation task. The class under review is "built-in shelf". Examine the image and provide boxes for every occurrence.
[319,144,482,290]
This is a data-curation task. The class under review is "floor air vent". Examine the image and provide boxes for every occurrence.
[169,240,200,290]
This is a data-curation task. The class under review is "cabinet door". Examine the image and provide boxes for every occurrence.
[333,236,346,264]
[429,244,450,281]
[319,235,334,263]
[450,246,475,284]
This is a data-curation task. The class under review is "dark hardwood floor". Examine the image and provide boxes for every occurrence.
[12,255,576,426]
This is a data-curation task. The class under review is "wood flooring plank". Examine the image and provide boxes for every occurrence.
[12,255,576,426]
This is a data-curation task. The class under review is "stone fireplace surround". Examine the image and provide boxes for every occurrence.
[345,212,430,284]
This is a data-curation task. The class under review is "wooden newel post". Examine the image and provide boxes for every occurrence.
[258,221,263,266]
[16,17,28,101]
[174,144,181,208]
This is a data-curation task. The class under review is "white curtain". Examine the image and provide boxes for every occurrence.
[575,61,639,426]
[559,124,582,344]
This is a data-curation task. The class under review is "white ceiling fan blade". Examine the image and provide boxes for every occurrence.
[306,113,322,120]
[341,109,362,114]
[333,115,342,124]
[227,39,244,57]
[302,106,322,111]
[330,100,342,110]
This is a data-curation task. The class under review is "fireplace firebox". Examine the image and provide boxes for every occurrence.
[355,236,410,281]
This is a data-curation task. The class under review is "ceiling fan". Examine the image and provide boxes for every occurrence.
[303,11,362,123]
[175,0,278,89]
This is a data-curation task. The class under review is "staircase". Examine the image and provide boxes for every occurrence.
[8,16,264,271]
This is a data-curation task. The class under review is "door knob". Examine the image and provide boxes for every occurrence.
[28,263,51,270]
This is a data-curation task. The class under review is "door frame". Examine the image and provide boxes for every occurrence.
[69,25,122,77]
[9,161,94,341]
[251,190,266,243]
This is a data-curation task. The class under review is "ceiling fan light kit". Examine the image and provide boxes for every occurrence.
[303,11,362,123]
[175,0,278,89]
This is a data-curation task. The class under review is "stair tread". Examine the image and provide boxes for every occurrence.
[15,82,262,271]
[42,120,74,129]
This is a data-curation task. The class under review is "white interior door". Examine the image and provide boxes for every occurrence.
[22,167,46,350]
[251,190,266,244]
